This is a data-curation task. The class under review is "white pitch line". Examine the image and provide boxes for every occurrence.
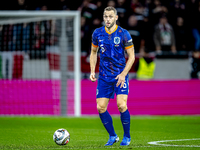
[148,138,200,147]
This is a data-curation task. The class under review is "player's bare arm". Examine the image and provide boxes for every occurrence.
[116,47,135,88]
[90,45,98,82]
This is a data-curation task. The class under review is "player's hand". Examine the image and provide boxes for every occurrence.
[90,73,97,82]
[115,73,125,88]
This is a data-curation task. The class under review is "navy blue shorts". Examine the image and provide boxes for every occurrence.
[96,77,129,99]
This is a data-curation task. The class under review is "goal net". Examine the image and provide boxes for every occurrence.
[0,11,81,116]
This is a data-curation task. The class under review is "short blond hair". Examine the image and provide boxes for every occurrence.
[104,6,117,15]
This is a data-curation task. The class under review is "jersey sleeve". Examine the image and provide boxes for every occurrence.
[92,29,98,48]
[123,30,134,50]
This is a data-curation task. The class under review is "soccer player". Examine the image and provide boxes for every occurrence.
[89,6,135,146]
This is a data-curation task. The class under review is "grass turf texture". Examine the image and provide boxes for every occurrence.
[0,116,200,150]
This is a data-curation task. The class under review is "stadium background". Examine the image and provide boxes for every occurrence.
[0,0,200,116]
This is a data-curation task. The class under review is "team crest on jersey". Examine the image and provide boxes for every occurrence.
[114,37,120,44]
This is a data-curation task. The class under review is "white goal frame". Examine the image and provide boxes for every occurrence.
[0,11,81,117]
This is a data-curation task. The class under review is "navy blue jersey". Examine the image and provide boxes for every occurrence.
[92,25,134,80]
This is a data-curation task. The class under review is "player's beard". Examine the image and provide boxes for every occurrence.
[106,21,115,30]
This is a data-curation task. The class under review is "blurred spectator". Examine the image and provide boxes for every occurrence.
[40,5,48,11]
[78,0,97,25]
[81,16,91,54]
[149,0,168,26]
[67,0,82,10]
[0,25,3,78]
[22,23,31,52]
[115,0,130,27]
[184,0,199,50]
[33,0,47,10]
[90,17,102,33]
[191,50,200,79]
[0,57,2,78]
[55,0,70,10]
[12,24,23,51]
[0,25,2,46]
[8,0,29,10]
[173,16,187,51]
[137,0,155,53]
[153,15,176,54]
[130,0,145,20]
[126,15,143,53]
[31,21,48,59]
[93,0,104,20]
[192,0,200,51]
[143,0,153,18]
[168,0,186,26]
[140,16,155,53]
[130,0,142,13]
[33,22,41,51]
[47,0,80,10]
[107,0,116,7]
[49,20,58,46]
[135,49,156,80]
[0,25,14,79]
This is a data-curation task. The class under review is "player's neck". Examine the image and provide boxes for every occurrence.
[106,24,117,33]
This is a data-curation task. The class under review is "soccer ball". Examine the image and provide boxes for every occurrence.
[53,128,70,145]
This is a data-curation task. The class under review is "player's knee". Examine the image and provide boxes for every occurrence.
[97,103,107,113]
[117,103,127,113]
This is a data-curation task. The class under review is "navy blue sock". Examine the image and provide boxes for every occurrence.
[120,109,130,138]
[99,110,116,136]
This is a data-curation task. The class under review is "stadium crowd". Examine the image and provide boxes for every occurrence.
[0,0,200,53]
[0,0,200,79]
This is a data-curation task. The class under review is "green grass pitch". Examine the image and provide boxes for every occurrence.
[0,116,200,150]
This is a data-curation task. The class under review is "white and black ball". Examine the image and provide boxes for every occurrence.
[53,128,70,145]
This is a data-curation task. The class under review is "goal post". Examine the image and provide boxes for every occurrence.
[0,11,81,116]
